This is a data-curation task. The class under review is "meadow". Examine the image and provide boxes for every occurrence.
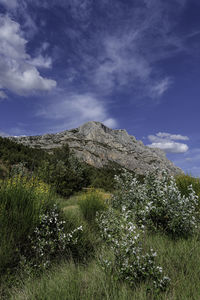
[1,138,200,299]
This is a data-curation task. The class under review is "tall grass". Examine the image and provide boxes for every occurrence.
[10,233,200,300]
[78,190,108,223]
[175,174,200,198]
[0,176,53,275]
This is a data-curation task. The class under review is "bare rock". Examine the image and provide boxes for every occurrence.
[10,121,183,176]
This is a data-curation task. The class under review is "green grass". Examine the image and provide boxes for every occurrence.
[175,173,200,198]
[78,190,108,223]
[3,176,200,300]
[9,233,200,300]
[0,176,53,275]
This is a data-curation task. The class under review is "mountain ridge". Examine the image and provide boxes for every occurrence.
[10,121,183,176]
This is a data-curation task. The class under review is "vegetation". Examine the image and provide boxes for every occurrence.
[0,137,121,195]
[78,189,108,223]
[1,136,200,299]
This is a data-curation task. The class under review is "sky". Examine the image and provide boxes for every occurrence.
[0,0,200,176]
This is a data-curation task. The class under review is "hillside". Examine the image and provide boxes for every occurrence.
[10,121,183,176]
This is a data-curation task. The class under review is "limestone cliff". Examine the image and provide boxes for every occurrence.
[10,121,183,175]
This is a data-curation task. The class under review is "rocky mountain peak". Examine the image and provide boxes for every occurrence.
[10,121,183,176]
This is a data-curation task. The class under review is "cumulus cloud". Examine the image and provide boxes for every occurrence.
[155,132,189,141]
[147,132,189,153]
[37,93,117,131]
[0,15,56,96]
[30,55,52,69]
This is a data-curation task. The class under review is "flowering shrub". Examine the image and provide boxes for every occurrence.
[5,174,50,196]
[25,204,83,269]
[96,208,170,291]
[112,169,199,237]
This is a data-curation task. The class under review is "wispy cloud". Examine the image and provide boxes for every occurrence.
[0,0,19,10]
[36,93,117,131]
[0,90,7,99]
[147,132,189,153]
[62,0,188,100]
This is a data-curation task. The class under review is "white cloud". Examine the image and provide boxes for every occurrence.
[148,142,188,153]
[147,132,189,153]
[156,132,189,141]
[30,55,52,69]
[0,15,56,96]
[92,35,153,94]
[150,78,172,97]
[37,93,117,130]
[81,0,185,99]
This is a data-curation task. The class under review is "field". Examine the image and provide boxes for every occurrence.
[1,170,200,300]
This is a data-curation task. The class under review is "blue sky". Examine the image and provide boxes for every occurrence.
[0,0,200,176]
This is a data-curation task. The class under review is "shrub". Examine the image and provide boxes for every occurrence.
[96,207,170,291]
[0,175,86,276]
[78,190,108,223]
[24,204,83,269]
[112,169,199,237]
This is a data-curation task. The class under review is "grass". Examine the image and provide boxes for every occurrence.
[0,176,53,274]
[78,189,109,223]
[9,233,200,300]
[2,176,200,299]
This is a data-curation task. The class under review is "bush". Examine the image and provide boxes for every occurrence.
[96,207,170,291]
[78,190,108,223]
[112,169,199,237]
[24,204,83,269]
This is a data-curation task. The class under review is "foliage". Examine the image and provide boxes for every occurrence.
[0,137,122,194]
[96,207,170,291]
[38,144,90,197]
[87,162,123,191]
[78,190,108,223]
[175,174,200,206]
[23,204,83,270]
[0,136,49,173]
[112,169,199,237]
[0,175,53,274]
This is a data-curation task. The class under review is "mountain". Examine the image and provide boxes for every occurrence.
[10,121,183,176]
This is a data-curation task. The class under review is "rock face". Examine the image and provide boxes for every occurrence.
[11,121,183,175]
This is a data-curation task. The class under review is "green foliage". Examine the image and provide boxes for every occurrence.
[175,174,200,204]
[112,169,199,237]
[63,209,98,262]
[96,208,170,292]
[38,144,90,197]
[87,162,123,191]
[0,137,122,194]
[78,190,108,223]
[0,176,53,275]
[0,136,49,172]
